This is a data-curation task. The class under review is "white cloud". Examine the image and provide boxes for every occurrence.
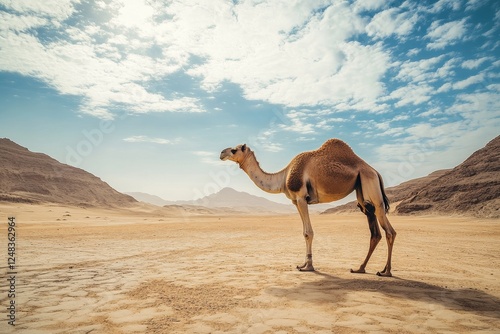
[123,136,180,145]
[0,0,79,21]
[261,142,284,153]
[279,110,316,134]
[110,0,155,31]
[0,11,48,32]
[382,127,405,137]
[446,91,500,125]
[428,0,462,13]
[296,136,316,142]
[437,72,487,92]
[374,121,390,131]
[375,78,500,186]
[366,8,418,39]
[465,0,489,11]
[373,120,469,185]
[185,2,389,112]
[353,0,386,12]
[1,0,494,142]
[426,19,468,50]
[453,73,485,90]
[437,82,453,93]
[406,123,447,139]
[419,107,443,117]
[0,0,396,118]
[316,119,333,131]
[389,84,434,107]
[487,83,500,92]
[435,58,459,79]
[358,119,405,138]
[406,48,420,57]
[273,108,351,138]
[393,114,410,121]
[395,55,445,83]
[462,57,490,69]
[0,0,203,119]
[248,128,283,153]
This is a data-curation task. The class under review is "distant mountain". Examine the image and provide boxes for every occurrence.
[161,204,243,216]
[321,169,450,215]
[0,138,136,207]
[126,187,294,213]
[397,135,500,218]
[125,192,171,206]
[193,187,294,213]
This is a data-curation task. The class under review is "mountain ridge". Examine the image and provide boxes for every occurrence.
[396,135,500,218]
[0,138,136,207]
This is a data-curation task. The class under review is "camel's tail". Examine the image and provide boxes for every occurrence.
[377,172,390,213]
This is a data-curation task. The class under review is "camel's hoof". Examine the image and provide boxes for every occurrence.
[376,271,392,277]
[296,264,315,272]
[350,268,366,274]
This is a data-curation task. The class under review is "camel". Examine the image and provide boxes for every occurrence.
[220,138,396,277]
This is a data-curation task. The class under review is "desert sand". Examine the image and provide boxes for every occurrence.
[1,203,499,333]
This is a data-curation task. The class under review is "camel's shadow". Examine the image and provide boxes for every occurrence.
[267,271,500,320]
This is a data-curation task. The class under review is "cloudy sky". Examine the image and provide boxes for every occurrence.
[1,0,499,203]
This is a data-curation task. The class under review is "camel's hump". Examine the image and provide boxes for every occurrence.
[318,138,354,153]
[286,139,358,192]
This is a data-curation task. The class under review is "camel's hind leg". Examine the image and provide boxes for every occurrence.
[375,207,396,277]
[351,202,382,274]
[355,171,396,277]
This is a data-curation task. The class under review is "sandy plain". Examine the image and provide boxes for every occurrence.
[0,203,499,333]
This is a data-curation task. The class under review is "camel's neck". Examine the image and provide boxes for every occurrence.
[239,151,287,194]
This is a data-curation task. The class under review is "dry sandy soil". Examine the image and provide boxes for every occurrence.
[1,203,499,333]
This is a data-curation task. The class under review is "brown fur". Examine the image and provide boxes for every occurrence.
[286,153,308,192]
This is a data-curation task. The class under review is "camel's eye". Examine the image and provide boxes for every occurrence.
[231,149,237,154]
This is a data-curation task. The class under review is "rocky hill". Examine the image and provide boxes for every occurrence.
[0,138,136,207]
[396,135,500,218]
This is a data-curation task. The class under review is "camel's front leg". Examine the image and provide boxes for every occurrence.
[294,198,315,272]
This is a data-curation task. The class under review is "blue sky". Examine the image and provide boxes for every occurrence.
[0,0,499,203]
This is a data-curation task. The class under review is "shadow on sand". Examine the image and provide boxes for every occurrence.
[267,271,500,320]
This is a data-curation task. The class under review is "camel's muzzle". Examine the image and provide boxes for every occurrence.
[220,149,231,161]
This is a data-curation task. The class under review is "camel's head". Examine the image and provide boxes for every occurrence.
[220,144,249,164]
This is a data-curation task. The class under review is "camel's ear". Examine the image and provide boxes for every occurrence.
[241,144,246,152]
